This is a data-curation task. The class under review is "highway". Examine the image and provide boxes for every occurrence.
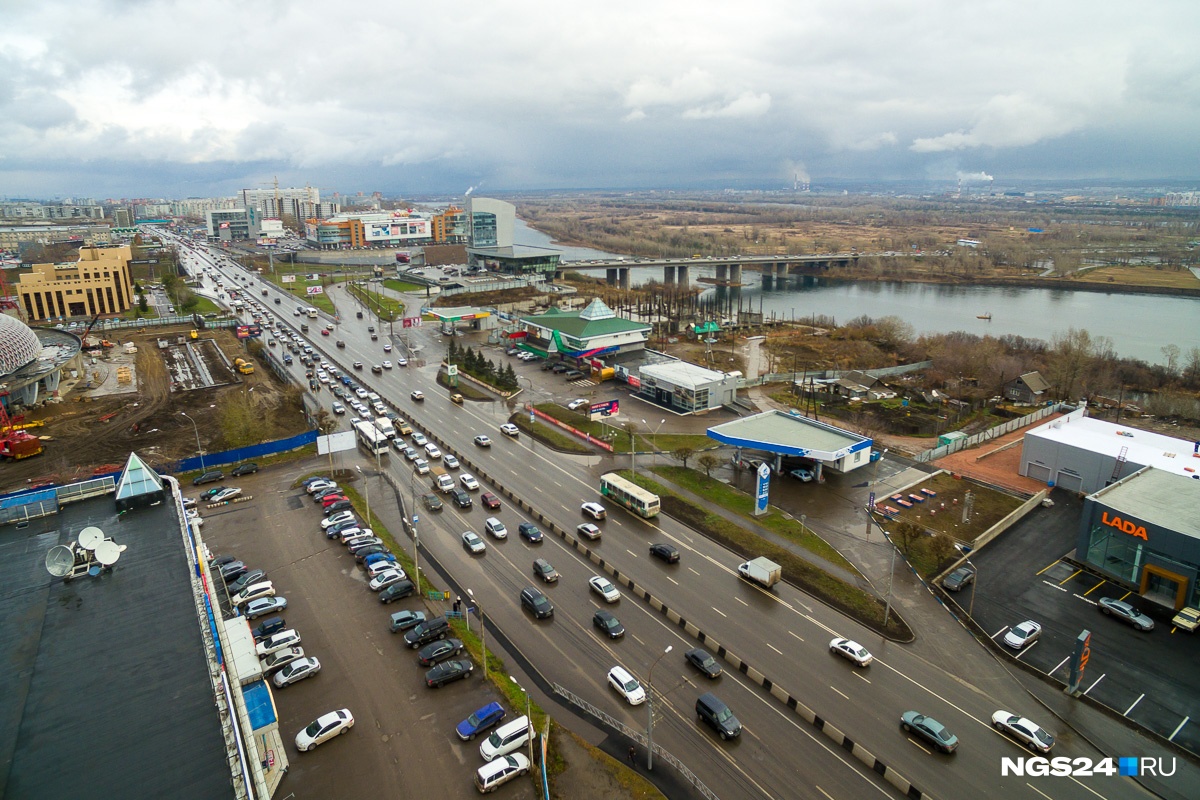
[173,234,1153,800]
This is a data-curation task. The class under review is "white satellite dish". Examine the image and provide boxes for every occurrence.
[45,545,77,577]
[95,540,122,566]
[78,527,104,550]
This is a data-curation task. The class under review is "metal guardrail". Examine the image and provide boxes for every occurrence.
[552,683,720,800]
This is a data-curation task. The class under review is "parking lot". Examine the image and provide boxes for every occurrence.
[956,490,1200,754]
[200,465,534,799]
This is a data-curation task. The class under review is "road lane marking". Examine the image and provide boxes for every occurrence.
[831,686,849,700]
[1026,783,1054,800]
[1169,716,1190,741]
[711,607,727,618]
[1013,641,1037,660]
[788,631,805,643]
[688,567,701,577]
[1084,674,1106,695]
[816,788,835,800]
[1035,560,1061,576]
[853,672,871,684]
[1058,568,1082,585]
[1124,694,1144,715]
[735,597,749,607]
[766,643,783,655]
[991,625,1009,640]
[625,549,638,558]
[1050,655,1070,676]
[904,737,931,755]
[665,576,679,585]
[1083,580,1107,596]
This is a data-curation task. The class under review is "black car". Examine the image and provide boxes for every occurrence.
[426,659,473,688]
[252,616,286,642]
[218,560,247,581]
[696,693,742,740]
[231,463,259,477]
[551,363,570,374]
[649,543,680,563]
[229,569,266,593]
[593,610,625,639]
[193,470,225,486]
[324,499,354,515]
[422,493,443,511]
[210,554,238,569]
[450,488,472,509]
[943,565,975,592]
[404,616,450,649]
[520,586,554,619]
[532,558,558,583]
[353,545,388,562]
[518,523,543,543]
[353,361,363,370]
[684,648,722,678]
[379,580,416,604]
[418,638,465,666]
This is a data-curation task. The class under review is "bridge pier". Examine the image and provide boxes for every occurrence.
[716,264,727,283]
[677,265,689,287]
[606,268,618,286]
[663,266,675,286]
[619,267,630,290]
[730,264,742,285]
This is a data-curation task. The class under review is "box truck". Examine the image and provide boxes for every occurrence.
[737,557,781,589]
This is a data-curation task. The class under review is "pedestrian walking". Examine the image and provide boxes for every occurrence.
[627,745,636,764]
[454,596,461,614]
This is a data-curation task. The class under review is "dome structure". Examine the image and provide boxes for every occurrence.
[0,314,43,376]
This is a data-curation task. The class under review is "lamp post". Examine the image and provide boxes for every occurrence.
[468,588,485,679]
[409,470,421,596]
[509,676,534,763]
[642,418,665,468]
[625,421,637,475]
[355,465,370,530]
[866,448,887,539]
[883,522,898,628]
[646,645,673,770]
[968,562,979,618]
[180,412,204,472]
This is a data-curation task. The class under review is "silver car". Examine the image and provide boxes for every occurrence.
[1003,620,1042,650]
[273,656,321,688]
[1098,597,1155,631]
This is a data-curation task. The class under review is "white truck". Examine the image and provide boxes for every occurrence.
[374,416,396,439]
[431,465,454,493]
[738,557,782,589]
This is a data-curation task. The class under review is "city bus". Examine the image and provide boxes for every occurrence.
[599,473,660,519]
[354,420,390,457]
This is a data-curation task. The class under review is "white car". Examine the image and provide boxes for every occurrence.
[474,435,492,447]
[410,432,428,446]
[442,454,460,469]
[355,388,369,398]
[484,517,508,539]
[295,709,354,752]
[384,343,393,352]
[382,360,392,369]
[460,474,479,490]
[607,666,646,705]
[991,711,1055,753]
[367,560,404,579]
[373,402,387,416]
[273,656,321,688]
[462,531,487,554]
[256,628,302,657]
[413,458,430,475]
[589,576,620,603]
[475,753,531,793]
[424,442,442,459]
[322,511,357,529]
[829,637,873,667]
[331,402,346,415]
[567,399,588,411]
[370,569,407,591]
[411,390,424,401]
[577,523,602,540]
[500,423,520,437]
[581,502,607,520]
[211,487,242,502]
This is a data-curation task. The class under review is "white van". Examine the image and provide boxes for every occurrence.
[232,581,275,607]
[475,753,530,792]
[479,716,531,762]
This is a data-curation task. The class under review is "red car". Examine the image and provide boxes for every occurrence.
[321,494,349,507]
[320,329,330,336]
[481,492,501,510]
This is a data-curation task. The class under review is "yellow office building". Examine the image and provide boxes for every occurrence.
[18,245,135,322]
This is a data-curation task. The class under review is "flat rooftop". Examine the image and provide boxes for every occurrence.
[0,492,231,799]
[1090,468,1200,541]
[707,410,872,460]
[1027,416,1200,478]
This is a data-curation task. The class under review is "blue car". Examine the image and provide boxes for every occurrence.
[362,552,397,568]
[456,701,506,741]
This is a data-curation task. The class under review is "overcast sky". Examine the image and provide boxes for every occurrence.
[2,1,1197,199]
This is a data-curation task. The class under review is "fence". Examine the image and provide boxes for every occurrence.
[529,405,614,452]
[0,476,116,526]
[552,683,719,800]
[739,360,933,388]
[172,429,318,474]
[913,402,1074,462]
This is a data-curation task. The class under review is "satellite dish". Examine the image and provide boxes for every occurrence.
[88,565,101,577]
[46,545,76,577]
[95,540,122,566]
[78,527,104,550]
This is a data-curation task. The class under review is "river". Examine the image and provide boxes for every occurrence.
[514,218,1199,365]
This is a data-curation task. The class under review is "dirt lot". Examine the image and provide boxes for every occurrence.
[2,327,307,489]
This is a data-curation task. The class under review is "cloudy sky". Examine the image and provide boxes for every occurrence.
[2,0,1197,199]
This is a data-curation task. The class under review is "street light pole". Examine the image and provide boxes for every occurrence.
[356,465,370,529]
[968,562,978,618]
[180,412,204,472]
[646,645,672,770]
[866,448,887,538]
[409,471,421,596]
[468,588,485,679]
[510,676,534,763]
[883,523,898,628]
[642,418,665,468]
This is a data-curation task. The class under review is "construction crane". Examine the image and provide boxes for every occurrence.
[0,399,43,460]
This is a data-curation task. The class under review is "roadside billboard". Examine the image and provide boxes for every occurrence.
[235,324,262,339]
[588,400,619,420]
[306,286,324,295]
[281,274,296,283]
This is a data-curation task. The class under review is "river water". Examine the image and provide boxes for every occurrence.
[514,219,1199,364]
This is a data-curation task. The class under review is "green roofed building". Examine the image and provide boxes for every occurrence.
[513,298,651,360]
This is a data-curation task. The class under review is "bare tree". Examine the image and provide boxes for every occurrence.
[671,447,695,469]
[891,520,925,556]
[697,453,722,478]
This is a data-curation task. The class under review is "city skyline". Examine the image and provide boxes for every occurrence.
[2,1,1198,198]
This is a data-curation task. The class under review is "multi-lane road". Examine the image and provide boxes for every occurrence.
[173,235,1159,800]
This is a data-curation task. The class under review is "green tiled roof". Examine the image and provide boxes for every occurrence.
[520,309,649,340]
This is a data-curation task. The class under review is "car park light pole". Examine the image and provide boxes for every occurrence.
[509,676,534,763]
[646,645,672,770]
[409,471,421,596]
[468,588,485,679]
[642,418,665,468]
[180,412,204,472]
[355,465,370,529]
[968,562,979,618]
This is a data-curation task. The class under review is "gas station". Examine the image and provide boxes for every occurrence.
[706,410,874,481]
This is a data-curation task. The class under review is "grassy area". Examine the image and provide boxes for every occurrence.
[533,403,711,454]
[123,306,160,320]
[382,278,425,293]
[347,282,404,321]
[512,411,594,454]
[1076,264,1200,290]
[191,295,221,315]
[623,469,912,639]
[260,270,339,314]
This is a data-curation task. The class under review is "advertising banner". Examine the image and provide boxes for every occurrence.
[588,399,619,420]
[281,274,296,283]
[235,324,262,339]
[754,463,771,516]
[306,285,324,295]
[317,430,356,455]
[401,316,423,328]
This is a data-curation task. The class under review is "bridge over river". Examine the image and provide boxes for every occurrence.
[558,253,863,288]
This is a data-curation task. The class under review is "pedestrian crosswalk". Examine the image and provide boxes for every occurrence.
[568,378,596,387]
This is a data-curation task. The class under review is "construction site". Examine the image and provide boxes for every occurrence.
[0,324,308,489]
